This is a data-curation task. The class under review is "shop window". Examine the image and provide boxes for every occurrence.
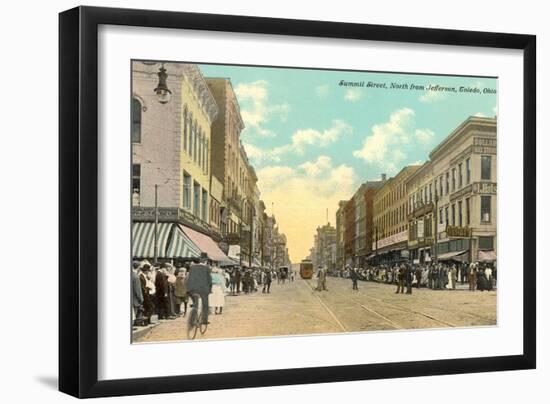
[479,236,494,250]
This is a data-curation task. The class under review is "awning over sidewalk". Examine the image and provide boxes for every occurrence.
[132,222,172,259]
[179,224,230,263]
[478,250,497,262]
[437,250,469,262]
[219,258,239,267]
[166,225,201,258]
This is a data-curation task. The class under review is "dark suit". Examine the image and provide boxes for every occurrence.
[350,269,359,290]
[132,271,143,308]
[154,271,169,319]
[262,271,272,293]
[187,264,212,324]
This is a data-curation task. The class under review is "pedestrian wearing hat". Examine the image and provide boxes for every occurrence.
[131,262,143,325]
[138,263,154,324]
[316,266,328,291]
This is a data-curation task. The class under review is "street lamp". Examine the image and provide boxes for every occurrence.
[154,63,172,104]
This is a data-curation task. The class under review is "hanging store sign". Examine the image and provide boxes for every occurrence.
[372,230,408,250]
[446,225,472,238]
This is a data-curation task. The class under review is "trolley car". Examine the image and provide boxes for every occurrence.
[299,259,314,279]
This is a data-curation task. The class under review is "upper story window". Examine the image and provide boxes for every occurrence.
[132,98,142,143]
[481,195,491,223]
[451,168,456,192]
[132,164,141,206]
[183,108,188,152]
[481,155,492,180]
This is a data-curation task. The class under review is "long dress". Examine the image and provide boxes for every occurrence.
[209,272,226,308]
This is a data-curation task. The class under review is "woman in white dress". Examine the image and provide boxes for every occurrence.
[209,267,227,315]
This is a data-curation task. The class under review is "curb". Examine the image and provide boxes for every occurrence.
[132,322,160,341]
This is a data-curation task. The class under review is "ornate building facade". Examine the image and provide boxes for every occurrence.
[406,116,497,263]
[132,61,219,237]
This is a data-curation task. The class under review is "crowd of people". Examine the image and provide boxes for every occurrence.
[131,254,295,328]
[330,261,497,294]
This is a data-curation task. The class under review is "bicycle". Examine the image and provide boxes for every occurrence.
[187,293,208,340]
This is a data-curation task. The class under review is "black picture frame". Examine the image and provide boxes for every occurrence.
[59,5,536,398]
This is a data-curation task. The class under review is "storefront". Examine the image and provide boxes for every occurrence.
[132,221,232,265]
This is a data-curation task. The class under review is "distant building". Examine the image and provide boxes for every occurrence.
[335,200,348,270]
[342,176,386,267]
[372,166,420,265]
[315,223,337,270]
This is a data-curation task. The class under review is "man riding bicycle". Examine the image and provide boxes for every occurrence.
[186,253,212,325]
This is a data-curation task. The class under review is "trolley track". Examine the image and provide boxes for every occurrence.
[303,279,459,330]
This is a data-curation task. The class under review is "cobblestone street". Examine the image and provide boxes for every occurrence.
[135,277,496,343]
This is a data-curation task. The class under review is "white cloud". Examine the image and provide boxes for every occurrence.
[234,80,290,138]
[316,84,329,98]
[415,128,435,144]
[473,112,487,117]
[243,120,352,165]
[257,156,357,261]
[353,108,414,164]
[344,88,362,102]
[353,108,434,173]
[284,120,352,155]
[242,142,282,164]
[493,105,498,115]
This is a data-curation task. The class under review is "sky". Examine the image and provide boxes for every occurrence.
[198,63,497,263]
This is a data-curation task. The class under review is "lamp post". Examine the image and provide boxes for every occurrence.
[154,63,172,104]
[154,184,159,263]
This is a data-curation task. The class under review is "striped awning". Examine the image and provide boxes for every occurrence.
[438,250,469,261]
[166,225,201,258]
[132,222,173,259]
[478,250,497,262]
[179,224,230,262]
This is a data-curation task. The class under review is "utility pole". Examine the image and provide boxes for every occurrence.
[249,203,254,268]
[271,202,274,269]
[154,184,159,264]
[375,226,378,266]
[434,195,439,264]
[239,197,244,267]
